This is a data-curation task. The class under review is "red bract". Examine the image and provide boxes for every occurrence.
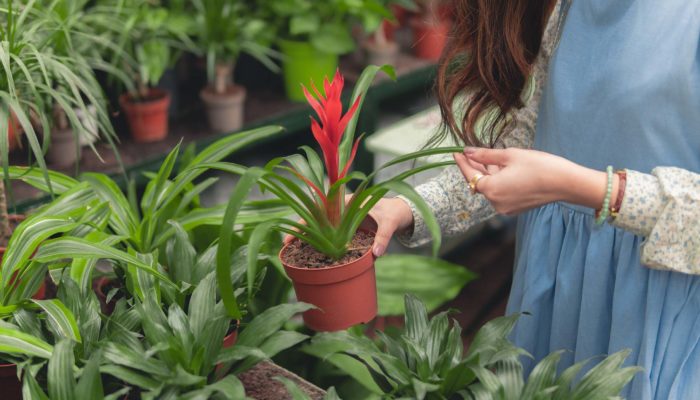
[303,70,362,186]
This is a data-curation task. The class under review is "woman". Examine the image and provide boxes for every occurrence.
[369,1,700,398]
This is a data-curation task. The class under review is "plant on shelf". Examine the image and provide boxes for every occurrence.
[192,0,279,133]
[362,0,417,66]
[264,0,395,101]
[212,65,461,331]
[27,0,128,167]
[309,294,641,399]
[411,0,452,61]
[98,0,193,142]
[0,0,117,247]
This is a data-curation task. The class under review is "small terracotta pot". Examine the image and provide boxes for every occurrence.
[7,113,21,151]
[222,322,239,349]
[410,17,451,61]
[47,127,78,168]
[0,363,22,400]
[93,277,120,315]
[200,85,247,133]
[280,232,378,332]
[119,89,171,143]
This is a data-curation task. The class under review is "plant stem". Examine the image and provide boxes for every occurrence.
[214,62,233,94]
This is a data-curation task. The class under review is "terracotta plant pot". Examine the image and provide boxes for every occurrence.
[46,127,78,168]
[200,85,247,133]
[216,321,240,373]
[119,89,171,142]
[410,17,451,61]
[0,363,22,400]
[7,113,21,151]
[280,231,378,332]
[93,277,121,315]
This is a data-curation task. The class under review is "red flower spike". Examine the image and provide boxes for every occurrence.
[303,69,362,186]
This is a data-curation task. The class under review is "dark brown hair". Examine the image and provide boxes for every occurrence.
[434,0,556,147]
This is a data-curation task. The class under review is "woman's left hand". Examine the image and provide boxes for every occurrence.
[454,147,616,215]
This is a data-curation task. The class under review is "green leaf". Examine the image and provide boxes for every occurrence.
[0,326,53,359]
[404,294,429,343]
[100,364,161,391]
[48,339,75,400]
[338,64,395,168]
[237,302,315,348]
[32,299,82,343]
[274,376,311,400]
[310,23,355,55]
[165,220,196,284]
[189,272,217,341]
[22,371,49,400]
[376,255,475,315]
[290,14,320,35]
[75,352,104,399]
[259,330,309,358]
[34,237,175,287]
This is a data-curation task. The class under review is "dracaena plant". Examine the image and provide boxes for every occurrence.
[309,294,642,400]
[214,65,460,318]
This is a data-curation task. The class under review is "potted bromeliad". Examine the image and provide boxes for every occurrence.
[214,65,460,331]
[193,0,278,133]
[103,0,192,142]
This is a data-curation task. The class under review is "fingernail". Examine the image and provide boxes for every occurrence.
[373,244,385,257]
[464,147,477,154]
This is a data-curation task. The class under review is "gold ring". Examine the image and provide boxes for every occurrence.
[468,173,486,194]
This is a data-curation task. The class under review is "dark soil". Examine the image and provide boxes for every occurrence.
[281,230,374,269]
[239,361,325,400]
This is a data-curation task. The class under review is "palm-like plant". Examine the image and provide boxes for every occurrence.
[310,295,641,399]
[0,0,117,241]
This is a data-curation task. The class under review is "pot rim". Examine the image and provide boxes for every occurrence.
[120,88,170,105]
[280,226,376,272]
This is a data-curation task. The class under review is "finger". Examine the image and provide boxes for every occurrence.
[372,219,397,257]
[453,153,482,181]
[465,156,489,175]
[464,147,511,166]
[486,164,501,174]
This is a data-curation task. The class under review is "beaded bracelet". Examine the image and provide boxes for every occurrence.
[595,166,614,225]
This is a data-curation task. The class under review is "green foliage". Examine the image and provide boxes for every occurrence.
[375,254,476,316]
[94,0,194,96]
[191,0,278,85]
[0,0,117,191]
[308,295,641,400]
[263,0,394,54]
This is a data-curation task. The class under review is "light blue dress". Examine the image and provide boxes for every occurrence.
[505,1,700,399]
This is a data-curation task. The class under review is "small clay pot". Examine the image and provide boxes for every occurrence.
[47,127,78,168]
[119,89,171,142]
[410,17,451,61]
[200,85,247,133]
[0,363,22,400]
[280,230,378,332]
[364,40,400,67]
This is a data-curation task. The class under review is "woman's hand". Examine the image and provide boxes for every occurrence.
[282,196,414,258]
[454,147,618,215]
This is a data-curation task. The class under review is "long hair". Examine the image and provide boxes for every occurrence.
[434,0,556,147]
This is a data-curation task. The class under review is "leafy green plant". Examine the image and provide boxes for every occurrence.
[0,0,118,240]
[9,126,290,304]
[265,0,395,54]
[309,295,641,399]
[96,272,313,399]
[212,65,460,319]
[96,0,193,98]
[191,0,278,94]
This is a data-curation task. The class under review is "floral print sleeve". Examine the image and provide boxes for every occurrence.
[396,1,561,248]
[613,168,700,273]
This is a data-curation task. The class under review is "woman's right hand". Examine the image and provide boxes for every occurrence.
[367,197,414,257]
[283,196,415,258]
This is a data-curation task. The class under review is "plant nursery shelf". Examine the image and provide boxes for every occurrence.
[9,55,435,213]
